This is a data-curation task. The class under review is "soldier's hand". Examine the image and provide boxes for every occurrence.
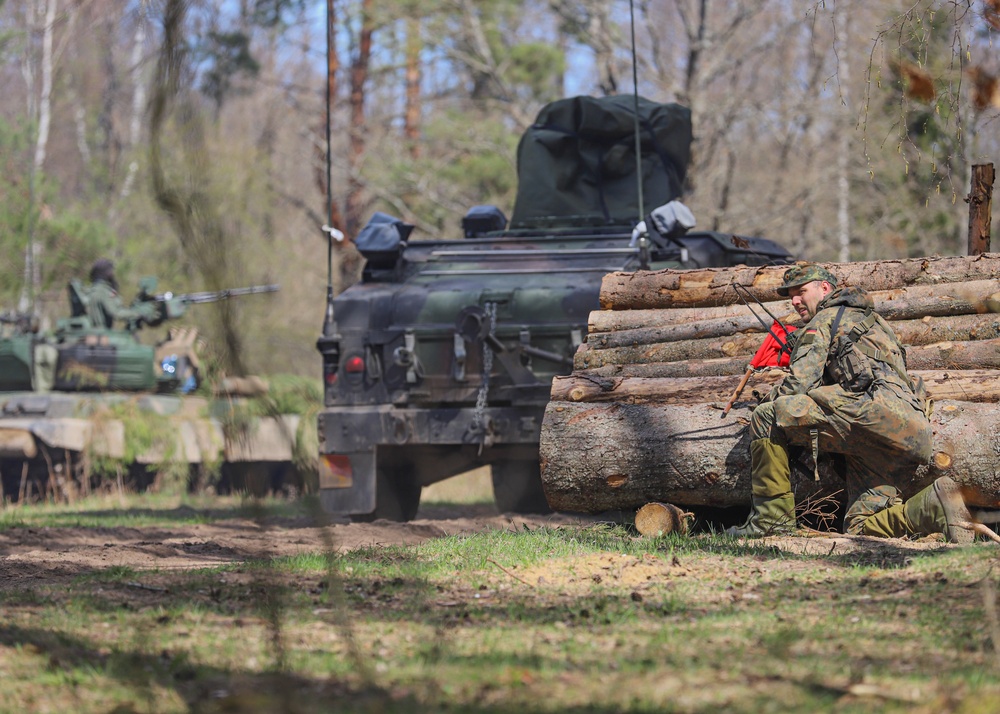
[140,301,167,328]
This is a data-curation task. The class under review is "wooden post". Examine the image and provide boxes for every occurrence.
[968,163,995,256]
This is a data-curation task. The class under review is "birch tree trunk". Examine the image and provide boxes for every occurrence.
[19,0,57,313]
[111,1,150,240]
[835,4,851,263]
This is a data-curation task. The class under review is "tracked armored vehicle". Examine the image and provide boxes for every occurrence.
[0,281,300,500]
[316,95,794,521]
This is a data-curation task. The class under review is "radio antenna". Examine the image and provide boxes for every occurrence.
[629,0,644,224]
[321,0,343,338]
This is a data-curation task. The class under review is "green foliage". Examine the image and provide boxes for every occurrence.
[425,0,566,104]
[508,41,565,100]
[0,117,125,311]
[85,400,182,486]
[216,375,321,475]
[35,213,117,291]
[374,110,519,234]
[857,6,971,258]
[258,374,323,415]
[198,31,261,107]
[0,119,34,305]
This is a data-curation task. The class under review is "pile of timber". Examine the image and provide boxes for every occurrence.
[539,253,1000,513]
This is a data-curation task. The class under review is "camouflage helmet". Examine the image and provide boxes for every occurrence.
[776,263,837,296]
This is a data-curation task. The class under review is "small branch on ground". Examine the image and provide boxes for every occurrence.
[958,520,1000,544]
[486,558,534,587]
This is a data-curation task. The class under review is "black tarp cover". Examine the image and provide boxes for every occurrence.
[509,95,692,229]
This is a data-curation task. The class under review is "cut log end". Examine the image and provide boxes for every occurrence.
[933,452,953,469]
[635,502,690,537]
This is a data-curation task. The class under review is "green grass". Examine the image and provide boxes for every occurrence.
[0,492,309,530]
[1,496,1000,712]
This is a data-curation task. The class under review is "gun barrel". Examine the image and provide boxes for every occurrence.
[159,284,280,304]
[220,284,281,298]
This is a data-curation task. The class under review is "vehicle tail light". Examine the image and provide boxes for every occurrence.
[345,355,365,374]
[318,454,353,488]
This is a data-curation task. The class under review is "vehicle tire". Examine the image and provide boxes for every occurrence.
[491,461,552,514]
[351,467,422,522]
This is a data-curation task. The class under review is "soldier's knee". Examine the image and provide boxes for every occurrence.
[750,402,778,441]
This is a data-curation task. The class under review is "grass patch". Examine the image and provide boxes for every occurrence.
[2,496,1000,712]
[0,492,309,530]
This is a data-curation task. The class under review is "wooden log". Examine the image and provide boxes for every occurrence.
[589,312,790,349]
[599,253,1000,310]
[578,357,749,378]
[577,313,1000,368]
[539,399,1000,512]
[590,303,793,332]
[908,337,1000,370]
[550,370,1000,406]
[550,371,783,405]
[634,502,690,536]
[589,279,1000,333]
[576,337,1000,378]
[576,331,762,368]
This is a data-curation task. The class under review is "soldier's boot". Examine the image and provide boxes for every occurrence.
[727,438,796,537]
[899,476,975,544]
[727,493,797,537]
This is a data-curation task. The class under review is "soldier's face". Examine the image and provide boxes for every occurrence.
[788,281,831,320]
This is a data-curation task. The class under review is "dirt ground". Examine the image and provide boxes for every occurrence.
[0,494,958,596]
[0,498,612,589]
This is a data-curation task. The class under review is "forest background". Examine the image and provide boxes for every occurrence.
[0,0,998,378]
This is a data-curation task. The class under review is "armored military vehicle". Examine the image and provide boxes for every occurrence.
[316,94,793,521]
[0,281,297,501]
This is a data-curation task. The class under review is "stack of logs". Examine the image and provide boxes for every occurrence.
[539,254,1000,514]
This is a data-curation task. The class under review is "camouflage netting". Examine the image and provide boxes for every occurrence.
[510,95,692,230]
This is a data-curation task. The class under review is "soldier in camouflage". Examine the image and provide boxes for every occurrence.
[85,259,161,330]
[729,264,975,542]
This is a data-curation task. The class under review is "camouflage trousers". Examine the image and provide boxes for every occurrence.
[749,382,933,535]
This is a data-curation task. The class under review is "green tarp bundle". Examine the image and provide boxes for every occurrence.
[510,95,693,230]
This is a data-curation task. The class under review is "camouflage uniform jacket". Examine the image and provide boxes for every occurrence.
[776,287,912,397]
[772,285,931,463]
[86,279,160,330]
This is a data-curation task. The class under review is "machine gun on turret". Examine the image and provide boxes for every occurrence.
[149,283,280,305]
[44,278,282,391]
[130,280,281,326]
